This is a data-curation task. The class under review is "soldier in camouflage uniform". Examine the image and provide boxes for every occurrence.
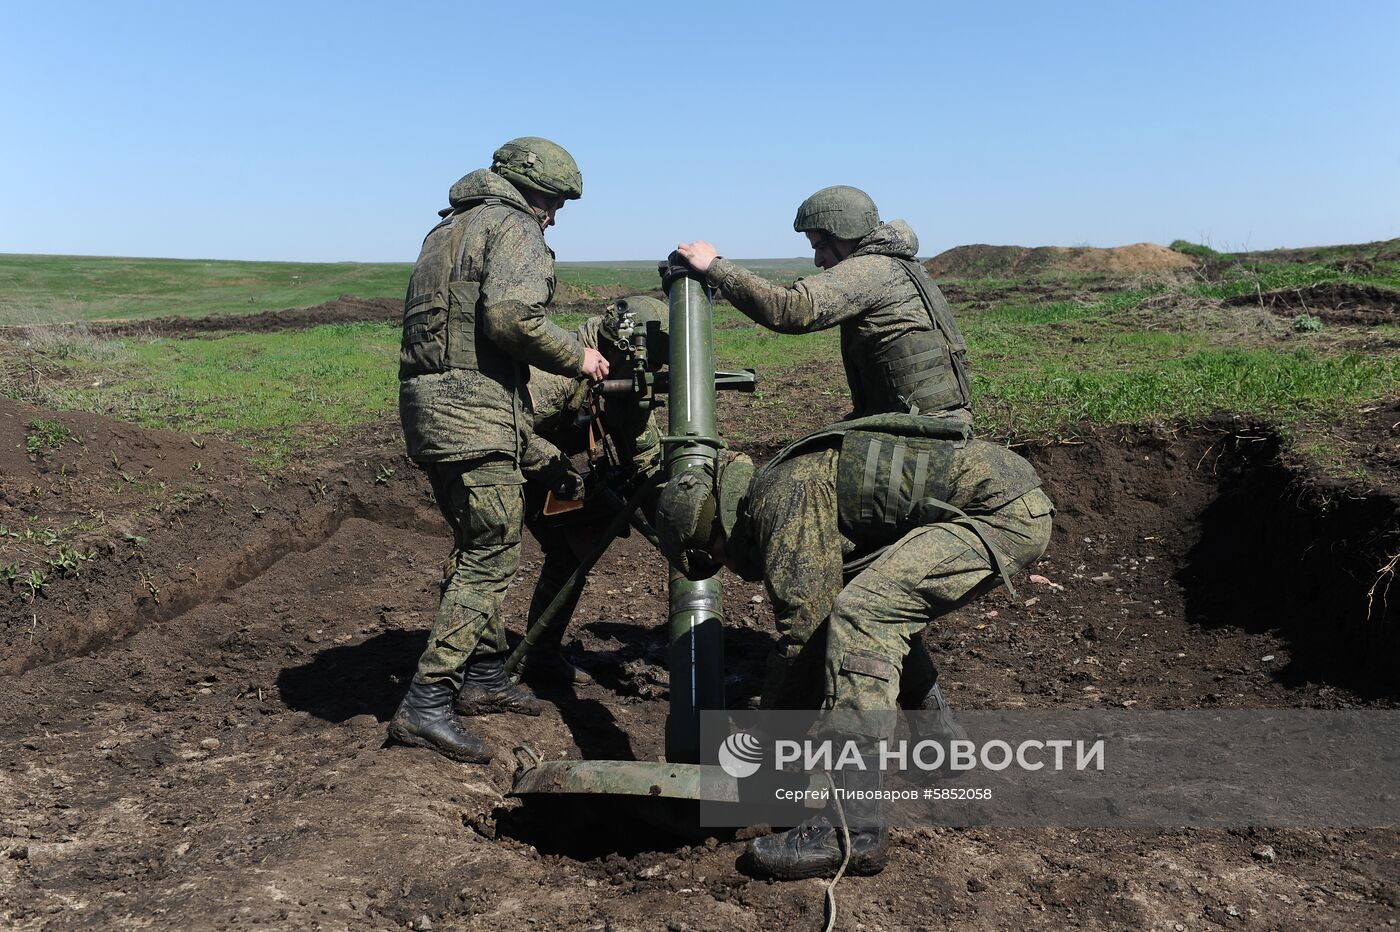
[675,186,974,705]
[515,296,668,684]
[655,413,1054,878]
[675,185,971,422]
[389,137,611,763]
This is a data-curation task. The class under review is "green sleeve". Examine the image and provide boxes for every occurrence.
[704,257,878,334]
[479,213,585,376]
[520,430,574,487]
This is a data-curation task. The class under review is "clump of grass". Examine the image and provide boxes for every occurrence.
[19,319,127,360]
[25,418,72,454]
[1170,240,1233,261]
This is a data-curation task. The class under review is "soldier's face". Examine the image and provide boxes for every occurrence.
[524,191,568,228]
[805,232,853,270]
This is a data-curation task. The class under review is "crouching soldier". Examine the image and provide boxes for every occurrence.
[516,295,669,684]
[654,412,1054,878]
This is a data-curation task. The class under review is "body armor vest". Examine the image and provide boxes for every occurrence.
[757,413,1039,593]
[844,259,971,416]
[398,199,519,383]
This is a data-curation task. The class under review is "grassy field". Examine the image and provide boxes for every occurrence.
[2,246,1398,472]
[0,254,818,325]
[0,254,410,325]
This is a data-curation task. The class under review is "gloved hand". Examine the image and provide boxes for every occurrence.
[555,469,586,501]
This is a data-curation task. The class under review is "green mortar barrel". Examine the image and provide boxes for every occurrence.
[661,270,726,763]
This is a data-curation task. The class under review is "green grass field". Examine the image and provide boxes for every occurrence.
[0,254,820,325]
[0,254,410,325]
[2,248,1397,472]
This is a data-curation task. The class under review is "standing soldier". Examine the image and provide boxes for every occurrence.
[656,413,1053,877]
[673,188,974,705]
[390,137,610,763]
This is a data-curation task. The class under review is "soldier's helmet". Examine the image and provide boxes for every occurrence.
[491,136,583,201]
[601,295,669,342]
[792,185,880,241]
[655,452,755,580]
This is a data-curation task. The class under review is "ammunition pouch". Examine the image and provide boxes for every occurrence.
[399,199,514,381]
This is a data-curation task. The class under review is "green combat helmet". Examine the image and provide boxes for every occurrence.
[491,136,583,200]
[601,294,668,342]
[792,185,880,241]
[655,452,755,579]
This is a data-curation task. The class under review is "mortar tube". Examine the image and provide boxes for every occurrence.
[662,271,726,764]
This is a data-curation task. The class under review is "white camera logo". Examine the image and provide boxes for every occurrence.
[718,731,763,779]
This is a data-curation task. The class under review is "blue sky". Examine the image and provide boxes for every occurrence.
[2,1,1397,262]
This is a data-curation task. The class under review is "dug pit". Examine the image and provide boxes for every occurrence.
[1,410,1397,929]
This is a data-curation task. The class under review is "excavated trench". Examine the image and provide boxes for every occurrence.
[1178,433,1400,695]
[3,423,1399,929]
[8,424,1398,693]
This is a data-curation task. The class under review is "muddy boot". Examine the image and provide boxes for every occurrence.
[743,766,888,880]
[387,680,492,764]
[455,657,543,716]
[518,649,595,686]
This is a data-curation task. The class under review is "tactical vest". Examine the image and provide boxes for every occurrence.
[844,259,971,416]
[758,413,1038,593]
[398,200,521,383]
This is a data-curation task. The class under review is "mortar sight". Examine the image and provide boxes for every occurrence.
[594,305,755,406]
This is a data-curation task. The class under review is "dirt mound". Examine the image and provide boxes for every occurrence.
[926,243,1197,280]
[89,294,401,337]
[2,392,1399,928]
[1224,281,1400,325]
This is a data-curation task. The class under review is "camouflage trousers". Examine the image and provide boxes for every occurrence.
[411,457,524,690]
[822,487,1055,734]
[748,449,941,710]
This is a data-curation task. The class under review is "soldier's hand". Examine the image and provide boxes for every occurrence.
[581,347,610,381]
[676,241,719,274]
[556,470,586,501]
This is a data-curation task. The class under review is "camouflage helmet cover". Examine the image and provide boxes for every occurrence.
[655,452,755,580]
[655,468,719,579]
[601,294,669,342]
[491,136,583,200]
[792,185,880,241]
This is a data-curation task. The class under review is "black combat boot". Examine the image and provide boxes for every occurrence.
[518,649,595,686]
[387,680,492,763]
[744,761,889,880]
[455,656,543,716]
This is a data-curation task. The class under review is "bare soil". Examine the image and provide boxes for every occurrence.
[1224,281,1400,326]
[10,291,622,341]
[85,296,403,338]
[2,378,1399,928]
[925,244,1196,280]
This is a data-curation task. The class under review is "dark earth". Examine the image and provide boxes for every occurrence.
[2,300,1398,929]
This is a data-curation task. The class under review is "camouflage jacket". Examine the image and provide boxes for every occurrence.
[704,221,971,421]
[399,169,584,468]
